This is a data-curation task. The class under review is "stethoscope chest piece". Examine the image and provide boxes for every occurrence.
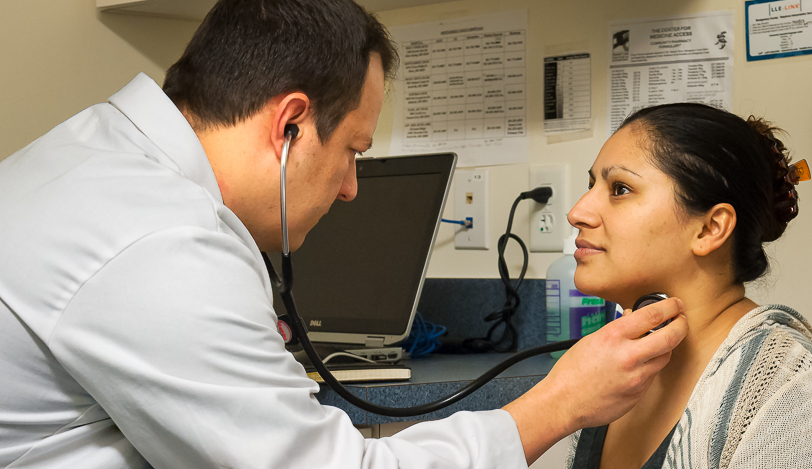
[633,292,671,334]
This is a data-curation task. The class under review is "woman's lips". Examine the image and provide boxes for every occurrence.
[574,238,604,260]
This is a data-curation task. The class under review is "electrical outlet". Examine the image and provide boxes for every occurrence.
[454,168,489,249]
[529,165,569,252]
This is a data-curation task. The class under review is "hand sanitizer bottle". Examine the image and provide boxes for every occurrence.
[545,231,606,358]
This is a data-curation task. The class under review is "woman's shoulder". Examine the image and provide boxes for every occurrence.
[716,304,812,366]
[688,305,812,467]
[666,305,812,468]
[727,304,812,409]
[706,304,812,401]
[714,324,812,468]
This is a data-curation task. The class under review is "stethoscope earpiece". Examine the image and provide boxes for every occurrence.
[284,124,299,140]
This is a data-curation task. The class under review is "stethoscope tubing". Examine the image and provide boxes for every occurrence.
[287,288,578,418]
[273,131,579,417]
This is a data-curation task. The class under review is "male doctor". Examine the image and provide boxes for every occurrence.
[0,0,687,467]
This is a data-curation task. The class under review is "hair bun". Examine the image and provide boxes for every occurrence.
[747,116,798,242]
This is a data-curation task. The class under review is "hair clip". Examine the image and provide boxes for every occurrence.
[767,139,803,224]
[789,159,810,185]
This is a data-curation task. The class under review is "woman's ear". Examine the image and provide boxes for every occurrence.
[692,203,737,256]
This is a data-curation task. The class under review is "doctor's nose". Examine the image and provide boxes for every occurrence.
[336,160,357,202]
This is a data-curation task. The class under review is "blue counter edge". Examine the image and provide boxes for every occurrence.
[315,354,556,425]
[314,278,556,425]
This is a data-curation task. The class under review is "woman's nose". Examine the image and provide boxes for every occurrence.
[567,189,600,229]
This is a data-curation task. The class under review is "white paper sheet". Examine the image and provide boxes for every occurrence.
[388,11,528,167]
[607,11,734,135]
[746,0,812,61]
[543,53,591,136]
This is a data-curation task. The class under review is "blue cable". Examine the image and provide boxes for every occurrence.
[401,312,447,358]
[441,217,473,228]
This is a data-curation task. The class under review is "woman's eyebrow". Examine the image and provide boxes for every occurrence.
[601,165,642,179]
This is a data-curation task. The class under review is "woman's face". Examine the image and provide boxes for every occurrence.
[567,124,698,308]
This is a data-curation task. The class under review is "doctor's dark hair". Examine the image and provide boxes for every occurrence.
[162,0,398,142]
[620,103,798,284]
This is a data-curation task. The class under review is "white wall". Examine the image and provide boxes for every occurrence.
[1,0,809,321]
[369,0,812,321]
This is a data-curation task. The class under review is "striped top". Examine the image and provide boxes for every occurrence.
[567,304,812,469]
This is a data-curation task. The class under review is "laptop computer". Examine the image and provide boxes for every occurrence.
[269,153,456,352]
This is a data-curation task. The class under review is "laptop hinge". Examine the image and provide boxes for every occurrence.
[364,336,386,348]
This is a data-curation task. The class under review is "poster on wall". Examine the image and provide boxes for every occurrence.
[543,53,591,136]
[746,0,812,61]
[388,10,528,168]
[607,11,734,135]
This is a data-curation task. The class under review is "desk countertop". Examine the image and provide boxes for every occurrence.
[314,353,556,425]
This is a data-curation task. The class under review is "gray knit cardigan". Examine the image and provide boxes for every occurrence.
[566,304,812,468]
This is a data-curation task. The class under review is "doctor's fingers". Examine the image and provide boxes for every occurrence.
[626,314,688,366]
[615,297,684,339]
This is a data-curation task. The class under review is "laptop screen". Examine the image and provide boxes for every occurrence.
[270,153,456,346]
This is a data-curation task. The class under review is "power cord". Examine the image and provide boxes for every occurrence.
[464,186,553,353]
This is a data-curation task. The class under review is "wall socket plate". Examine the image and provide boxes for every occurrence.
[453,168,489,250]
[529,165,569,252]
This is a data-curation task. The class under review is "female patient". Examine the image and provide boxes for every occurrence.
[566,103,812,468]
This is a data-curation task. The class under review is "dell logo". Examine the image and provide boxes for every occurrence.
[309,319,322,327]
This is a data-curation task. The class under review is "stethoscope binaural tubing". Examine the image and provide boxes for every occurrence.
[267,127,579,417]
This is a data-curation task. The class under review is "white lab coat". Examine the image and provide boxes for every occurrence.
[0,74,527,469]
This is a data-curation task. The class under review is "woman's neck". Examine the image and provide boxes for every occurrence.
[658,282,756,384]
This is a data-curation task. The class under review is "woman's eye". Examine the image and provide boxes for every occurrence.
[587,180,595,190]
[355,151,364,158]
[611,182,630,196]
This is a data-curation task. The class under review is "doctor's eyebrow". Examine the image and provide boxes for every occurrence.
[359,137,374,151]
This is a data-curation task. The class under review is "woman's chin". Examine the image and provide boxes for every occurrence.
[573,274,623,304]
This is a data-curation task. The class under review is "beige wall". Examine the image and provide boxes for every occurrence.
[2,0,809,320]
[369,0,812,320]
[0,0,198,158]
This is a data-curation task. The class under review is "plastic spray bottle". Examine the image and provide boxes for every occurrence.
[545,231,606,358]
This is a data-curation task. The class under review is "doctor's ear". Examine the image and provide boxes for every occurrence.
[271,92,310,157]
[691,203,737,257]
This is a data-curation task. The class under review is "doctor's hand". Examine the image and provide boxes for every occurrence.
[503,297,687,464]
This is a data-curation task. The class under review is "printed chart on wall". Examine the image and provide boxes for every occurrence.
[388,11,528,167]
[746,0,812,61]
[543,53,591,136]
[607,11,734,135]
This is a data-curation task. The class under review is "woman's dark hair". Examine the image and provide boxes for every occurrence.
[619,103,798,283]
[162,0,398,142]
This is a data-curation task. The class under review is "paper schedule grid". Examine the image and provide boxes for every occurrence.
[543,53,592,136]
[389,11,529,168]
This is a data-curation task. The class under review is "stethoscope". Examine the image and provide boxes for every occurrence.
[262,123,580,417]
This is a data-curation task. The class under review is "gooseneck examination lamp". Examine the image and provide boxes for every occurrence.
[264,124,578,417]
